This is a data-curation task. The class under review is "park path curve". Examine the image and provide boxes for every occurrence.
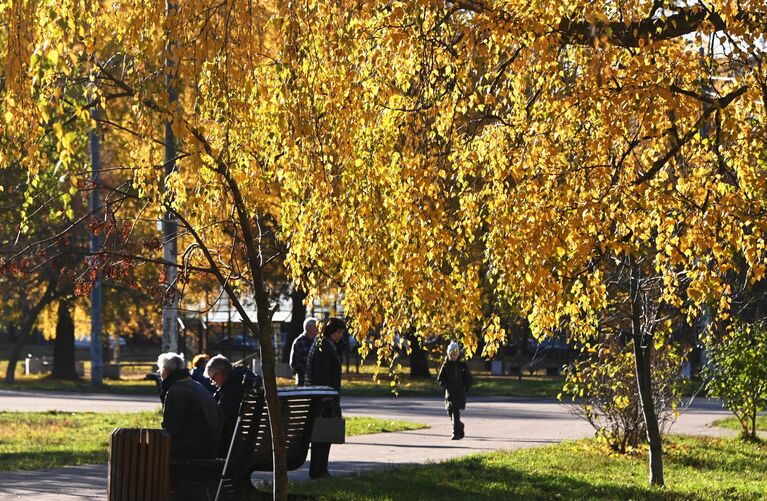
[0,390,733,499]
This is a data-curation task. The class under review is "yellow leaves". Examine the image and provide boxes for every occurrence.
[164,171,187,211]
[46,48,59,66]
[4,0,764,384]
[751,265,766,283]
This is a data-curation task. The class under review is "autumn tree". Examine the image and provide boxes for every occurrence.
[278,0,767,487]
[0,142,85,383]
[1,1,303,497]
[6,0,767,493]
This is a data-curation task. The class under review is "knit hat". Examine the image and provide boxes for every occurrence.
[447,341,460,358]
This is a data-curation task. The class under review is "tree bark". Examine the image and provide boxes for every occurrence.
[4,279,58,384]
[255,301,288,500]
[629,259,664,486]
[408,334,431,378]
[282,287,307,363]
[51,299,79,380]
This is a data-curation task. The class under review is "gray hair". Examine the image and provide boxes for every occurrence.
[204,354,233,380]
[157,352,185,372]
[303,317,318,332]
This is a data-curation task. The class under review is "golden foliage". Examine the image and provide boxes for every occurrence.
[2,0,767,358]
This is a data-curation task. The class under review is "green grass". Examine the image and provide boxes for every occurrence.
[345,417,428,436]
[712,415,767,433]
[1,377,161,394]
[0,410,162,471]
[290,435,767,500]
[0,412,427,471]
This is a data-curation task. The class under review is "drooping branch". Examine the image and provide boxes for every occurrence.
[633,85,747,185]
[558,7,719,48]
[452,2,762,49]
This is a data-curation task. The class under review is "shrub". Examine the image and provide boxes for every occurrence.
[560,336,686,453]
[703,321,767,441]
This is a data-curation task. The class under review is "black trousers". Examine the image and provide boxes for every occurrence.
[309,442,331,478]
[310,396,340,478]
[449,409,463,435]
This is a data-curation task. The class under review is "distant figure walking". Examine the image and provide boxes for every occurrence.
[304,317,347,479]
[437,342,473,440]
[290,317,319,385]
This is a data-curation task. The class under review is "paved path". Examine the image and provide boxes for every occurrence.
[0,390,733,499]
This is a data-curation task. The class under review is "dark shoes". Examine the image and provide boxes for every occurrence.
[451,422,465,440]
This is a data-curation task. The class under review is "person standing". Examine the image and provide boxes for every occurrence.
[303,317,346,479]
[290,317,318,385]
[204,354,258,456]
[437,341,473,440]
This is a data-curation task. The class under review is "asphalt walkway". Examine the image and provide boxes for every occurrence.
[0,390,733,499]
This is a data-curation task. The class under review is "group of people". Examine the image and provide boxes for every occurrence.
[157,352,255,461]
[156,316,349,486]
[157,315,472,492]
[290,319,474,442]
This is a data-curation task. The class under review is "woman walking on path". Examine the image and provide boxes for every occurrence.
[437,341,473,440]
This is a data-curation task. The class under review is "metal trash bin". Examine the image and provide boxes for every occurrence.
[108,428,170,501]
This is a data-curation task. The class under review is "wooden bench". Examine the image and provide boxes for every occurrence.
[171,376,339,501]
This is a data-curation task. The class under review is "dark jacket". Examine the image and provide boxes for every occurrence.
[191,366,216,393]
[304,336,342,390]
[437,359,472,411]
[304,335,342,417]
[161,371,224,459]
[214,366,256,456]
[290,333,314,386]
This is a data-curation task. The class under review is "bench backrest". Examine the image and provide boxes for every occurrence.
[218,377,338,484]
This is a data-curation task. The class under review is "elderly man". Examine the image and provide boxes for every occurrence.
[289,317,318,385]
[157,352,223,460]
[204,354,257,456]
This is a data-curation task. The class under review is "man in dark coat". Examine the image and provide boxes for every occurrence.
[437,342,473,440]
[290,317,318,385]
[158,352,223,459]
[205,354,257,456]
[303,317,346,479]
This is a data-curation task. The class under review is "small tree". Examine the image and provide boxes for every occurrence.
[561,336,686,453]
[704,322,767,441]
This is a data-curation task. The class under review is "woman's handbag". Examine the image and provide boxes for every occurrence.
[311,417,346,444]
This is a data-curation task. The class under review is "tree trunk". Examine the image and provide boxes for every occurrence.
[282,287,306,363]
[5,325,33,384]
[4,280,58,384]
[182,118,290,499]
[629,259,664,486]
[408,334,431,378]
[752,402,758,440]
[255,313,288,500]
[51,300,79,380]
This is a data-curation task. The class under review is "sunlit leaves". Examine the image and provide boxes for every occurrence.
[279,0,767,358]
